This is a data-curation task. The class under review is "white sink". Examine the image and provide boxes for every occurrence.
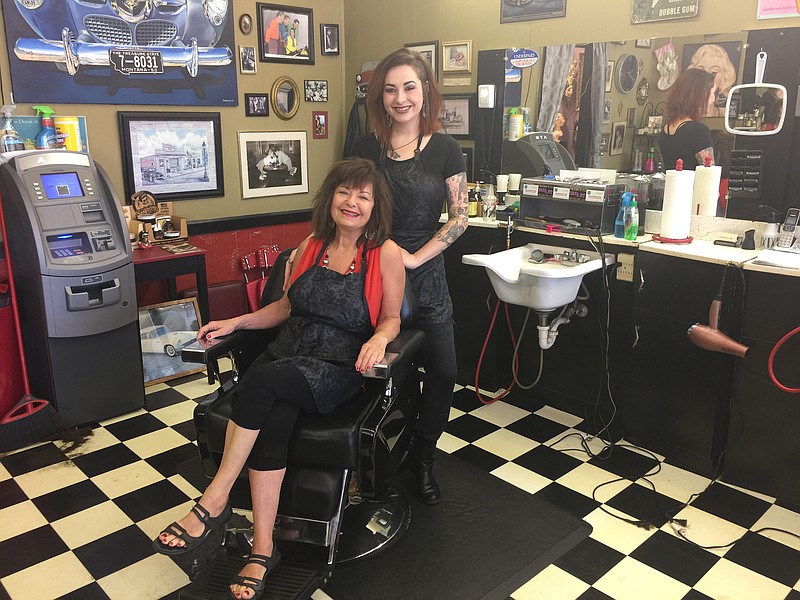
[462,243,615,312]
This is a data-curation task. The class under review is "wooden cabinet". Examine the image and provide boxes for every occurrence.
[619,251,739,476]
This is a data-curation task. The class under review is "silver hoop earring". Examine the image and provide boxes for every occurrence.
[387,115,393,127]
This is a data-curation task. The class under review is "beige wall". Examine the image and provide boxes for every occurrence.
[0,1,346,221]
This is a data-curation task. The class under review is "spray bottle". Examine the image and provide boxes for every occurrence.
[614,191,632,238]
[625,193,639,241]
[32,106,62,150]
[0,105,25,152]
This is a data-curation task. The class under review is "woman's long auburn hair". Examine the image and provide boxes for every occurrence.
[664,68,716,125]
[311,158,392,246]
[365,48,444,147]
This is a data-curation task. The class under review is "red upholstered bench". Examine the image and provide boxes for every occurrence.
[179,279,249,322]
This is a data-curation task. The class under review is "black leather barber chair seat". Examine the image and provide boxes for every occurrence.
[184,249,425,595]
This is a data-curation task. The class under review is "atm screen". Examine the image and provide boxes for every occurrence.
[40,172,84,200]
[538,143,557,160]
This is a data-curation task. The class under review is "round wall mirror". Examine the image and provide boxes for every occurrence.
[271,76,300,120]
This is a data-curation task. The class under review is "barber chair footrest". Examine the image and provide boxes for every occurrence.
[335,492,411,565]
[178,548,320,600]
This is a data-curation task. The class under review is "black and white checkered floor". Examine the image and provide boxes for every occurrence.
[1,365,799,600]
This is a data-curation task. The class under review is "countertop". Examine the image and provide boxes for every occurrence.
[441,214,800,277]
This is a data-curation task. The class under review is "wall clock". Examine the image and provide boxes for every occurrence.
[615,54,639,94]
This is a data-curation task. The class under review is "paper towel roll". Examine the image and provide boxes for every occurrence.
[692,164,722,216]
[660,169,695,240]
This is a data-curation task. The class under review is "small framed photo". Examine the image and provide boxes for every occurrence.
[440,93,475,139]
[404,40,439,81]
[647,115,664,130]
[600,132,610,154]
[245,93,269,117]
[239,13,253,36]
[603,99,612,124]
[304,80,328,102]
[501,0,566,22]
[139,298,204,386]
[627,107,637,128]
[610,121,626,155]
[239,45,257,74]
[442,40,472,74]
[238,131,308,199]
[605,60,615,93]
[256,3,314,65]
[460,146,474,183]
[320,23,339,55]
[635,38,652,49]
[312,111,328,139]
[118,111,224,202]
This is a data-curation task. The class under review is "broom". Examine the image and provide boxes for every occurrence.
[0,191,64,453]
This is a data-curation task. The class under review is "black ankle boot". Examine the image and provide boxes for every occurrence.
[409,437,441,505]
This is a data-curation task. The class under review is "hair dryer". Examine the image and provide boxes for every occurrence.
[687,274,749,358]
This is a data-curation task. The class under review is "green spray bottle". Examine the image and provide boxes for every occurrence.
[32,106,62,149]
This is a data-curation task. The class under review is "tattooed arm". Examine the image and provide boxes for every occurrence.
[400,171,469,270]
[695,146,715,167]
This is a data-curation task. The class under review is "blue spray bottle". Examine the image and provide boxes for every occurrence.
[614,192,632,238]
[32,106,61,149]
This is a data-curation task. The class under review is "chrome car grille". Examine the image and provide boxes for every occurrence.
[84,16,178,46]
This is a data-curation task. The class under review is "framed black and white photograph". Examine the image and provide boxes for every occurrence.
[404,40,439,81]
[627,107,637,127]
[610,121,626,155]
[600,132,610,154]
[139,298,204,386]
[605,60,615,93]
[239,45,257,74]
[245,93,269,117]
[320,23,339,55]
[442,40,472,74]
[238,131,308,199]
[440,93,475,139]
[239,13,253,35]
[460,146,474,183]
[501,0,567,23]
[118,112,224,203]
[256,3,315,64]
[603,99,612,124]
[304,80,328,102]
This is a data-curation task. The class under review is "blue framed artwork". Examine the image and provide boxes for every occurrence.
[1,0,238,106]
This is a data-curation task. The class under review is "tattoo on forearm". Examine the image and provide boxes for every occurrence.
[434,172,468,247]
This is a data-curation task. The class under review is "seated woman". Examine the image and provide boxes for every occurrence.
[152,158,404,600]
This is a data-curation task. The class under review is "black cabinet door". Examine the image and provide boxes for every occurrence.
[620,252,737,475]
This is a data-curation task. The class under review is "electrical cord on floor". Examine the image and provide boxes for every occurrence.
[473,298,520,405]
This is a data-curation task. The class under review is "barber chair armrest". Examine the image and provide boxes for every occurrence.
[181,329,277,366]
[362,329,425,380]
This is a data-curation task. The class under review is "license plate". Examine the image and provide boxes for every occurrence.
[109,49,164,75]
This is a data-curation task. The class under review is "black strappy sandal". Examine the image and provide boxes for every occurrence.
[229,551,282,600]
[152,500,232,555]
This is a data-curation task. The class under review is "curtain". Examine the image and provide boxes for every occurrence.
[536,44,576,133]
[587,42,608,168]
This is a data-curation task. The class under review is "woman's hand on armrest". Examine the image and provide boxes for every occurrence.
[355,241,404,373]
[197,318,239,341]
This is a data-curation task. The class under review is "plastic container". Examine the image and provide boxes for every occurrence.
[0,105,24,153]
[33,105,61,149]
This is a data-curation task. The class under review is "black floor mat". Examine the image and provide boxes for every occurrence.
[323,451,591,600]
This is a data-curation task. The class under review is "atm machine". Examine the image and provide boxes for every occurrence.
[0,151,144,426]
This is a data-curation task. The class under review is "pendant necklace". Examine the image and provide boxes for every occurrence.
[323,245,358,274]
[388,136,418,160]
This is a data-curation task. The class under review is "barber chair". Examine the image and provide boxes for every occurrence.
[178,249,426,599]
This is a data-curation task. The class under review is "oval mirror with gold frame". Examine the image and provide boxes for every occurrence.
[271,76,300,120]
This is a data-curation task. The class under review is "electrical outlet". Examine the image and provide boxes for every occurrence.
[617,253,635,282]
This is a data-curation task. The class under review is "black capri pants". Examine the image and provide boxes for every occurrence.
[230,359,317,471]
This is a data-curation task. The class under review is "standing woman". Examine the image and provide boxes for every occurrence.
[659,68,717,170]
[353,48,469,505]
